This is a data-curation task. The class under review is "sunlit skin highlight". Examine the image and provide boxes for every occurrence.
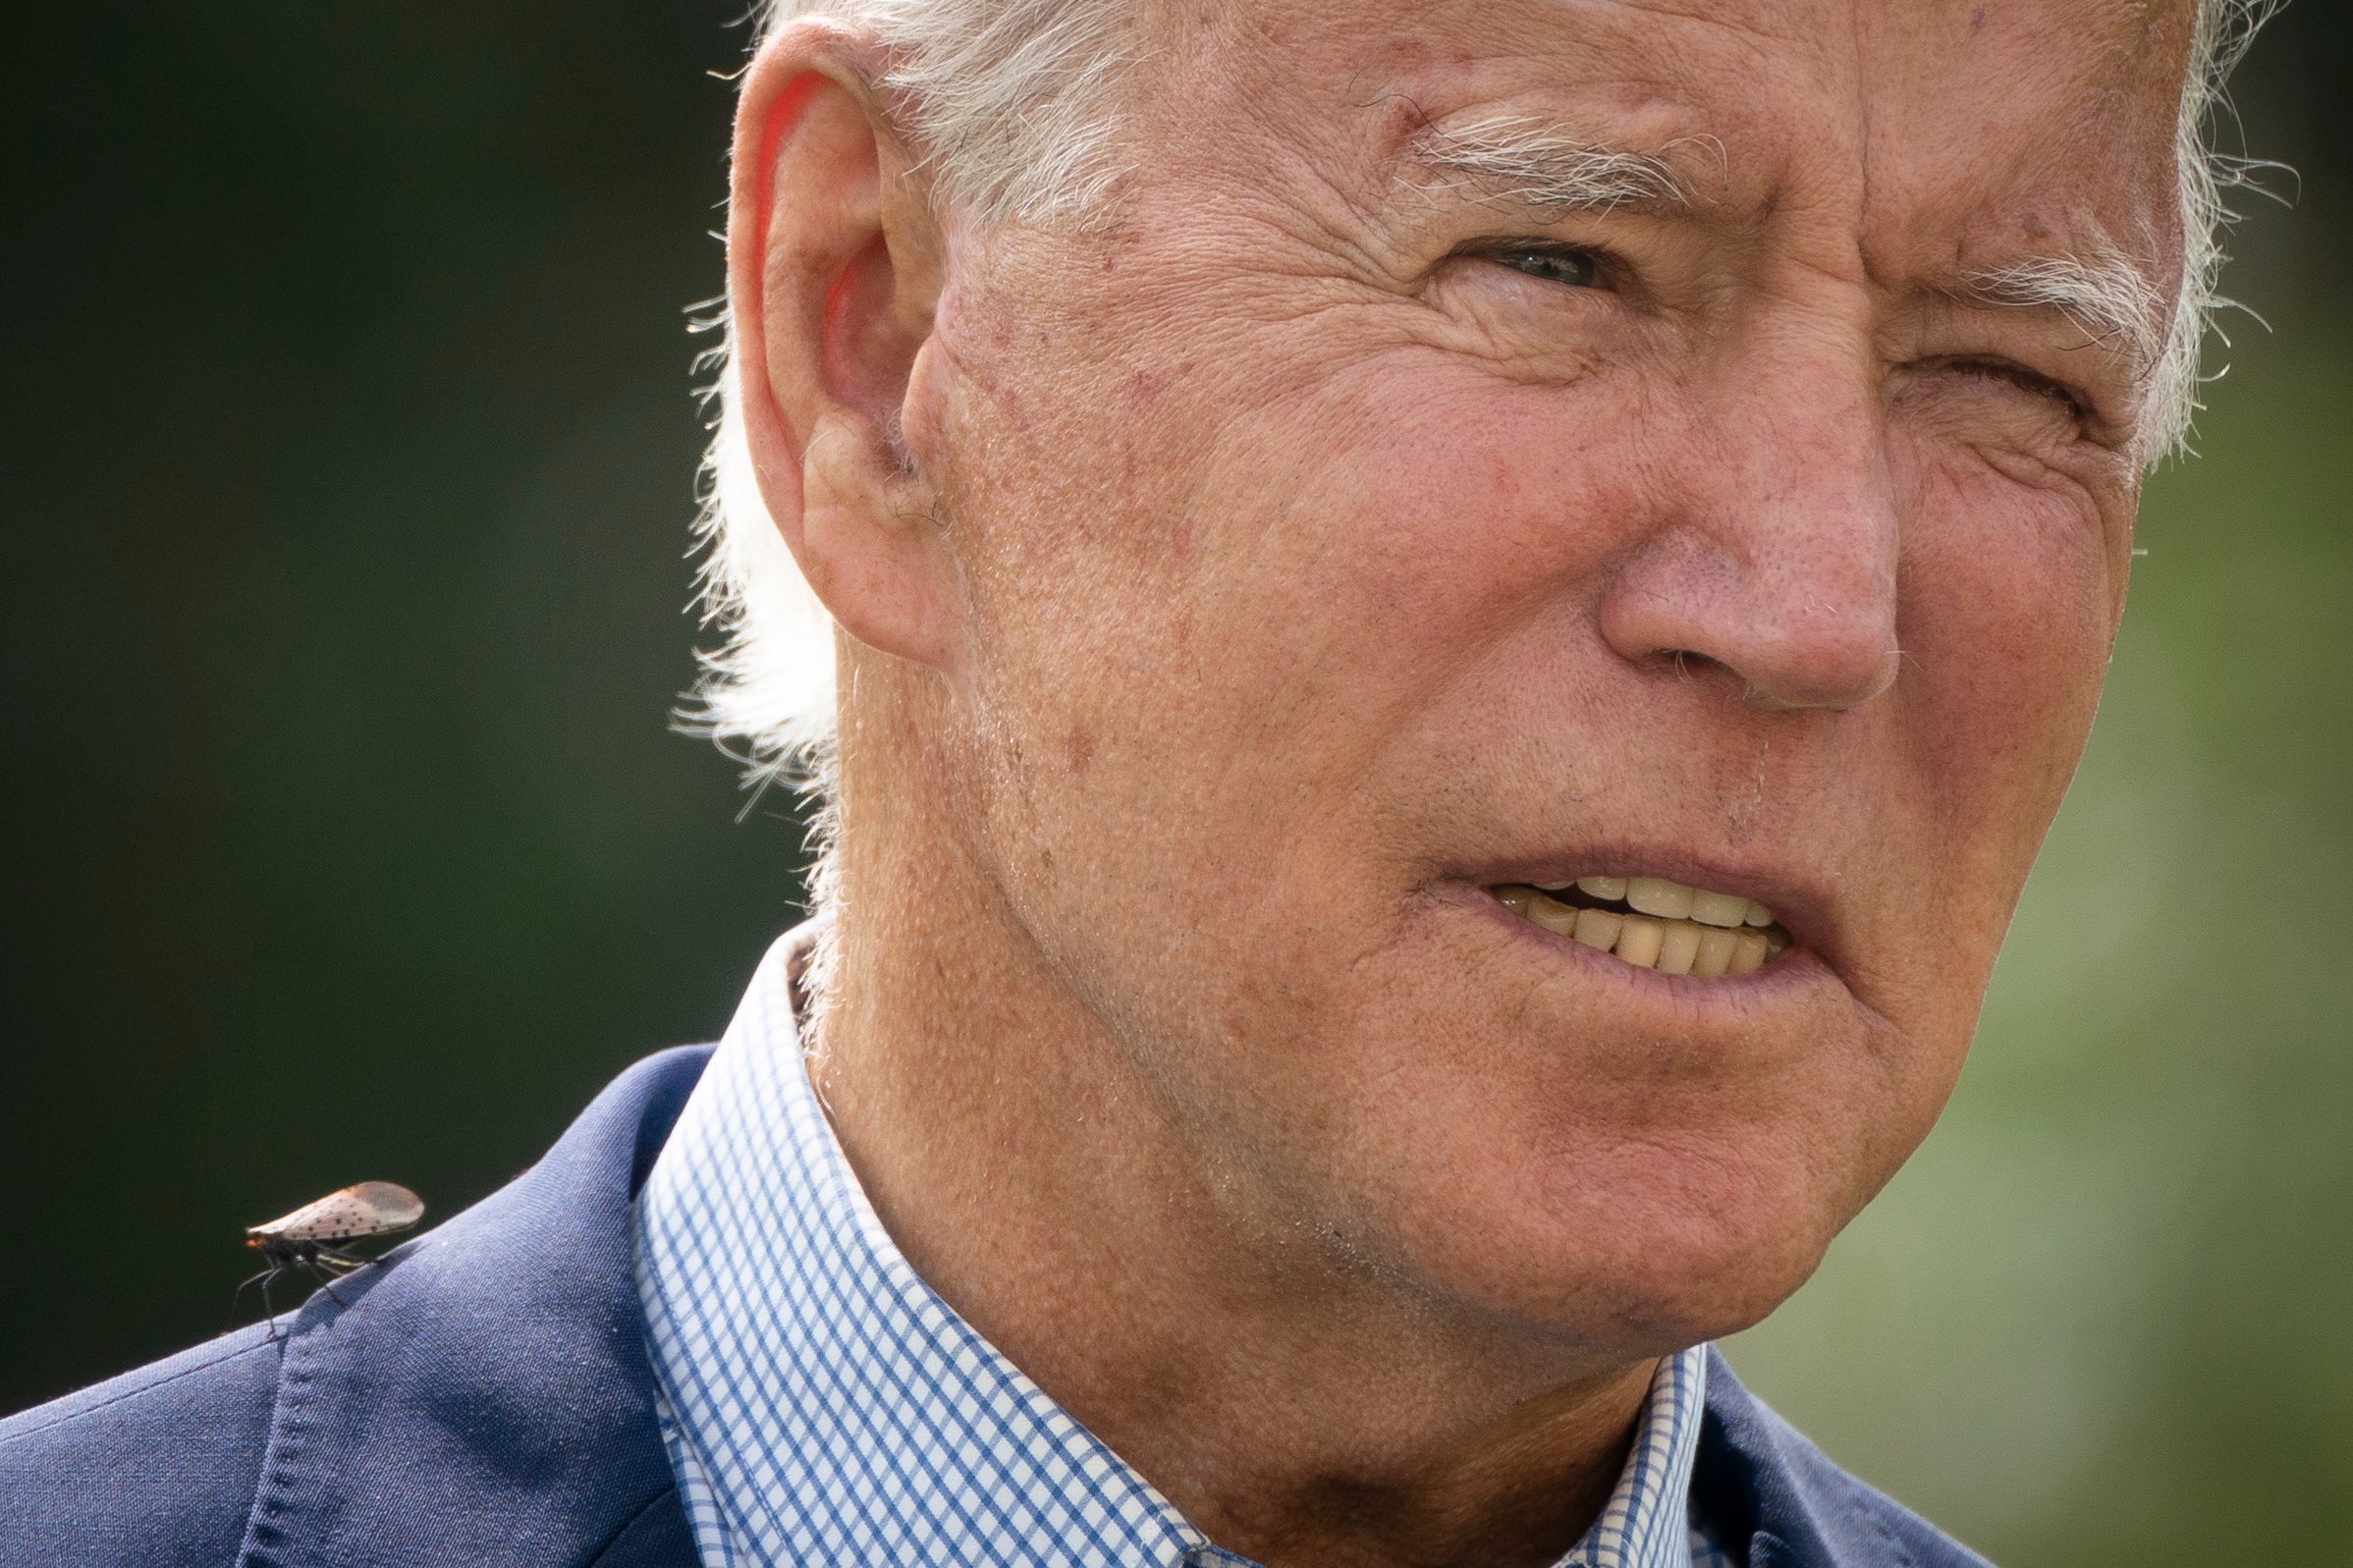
[726,2,2195,1565]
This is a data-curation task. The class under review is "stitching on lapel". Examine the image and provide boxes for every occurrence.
[231,1314,325,1568]
[230,1268,387,1568]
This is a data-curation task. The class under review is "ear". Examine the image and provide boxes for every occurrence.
[729,20,959,672]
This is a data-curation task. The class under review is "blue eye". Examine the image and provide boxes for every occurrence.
[1492,245,1601,288]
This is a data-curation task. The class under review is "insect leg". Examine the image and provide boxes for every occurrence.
[299,1257,352,1309]
[258,1268,283,1341]
[230,1265,279,1335]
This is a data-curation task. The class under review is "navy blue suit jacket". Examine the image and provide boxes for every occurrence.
[0,1046,1991,1567]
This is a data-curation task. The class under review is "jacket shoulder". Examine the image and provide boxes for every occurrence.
[1700,1349,1996,1567]
[0,1042,713,1568]
[0,1322,280,1566]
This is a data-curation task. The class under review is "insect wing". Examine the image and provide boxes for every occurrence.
[246,1181,425,1245]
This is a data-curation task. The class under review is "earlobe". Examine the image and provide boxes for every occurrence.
[729,21,960,675]
[800,406,960,670]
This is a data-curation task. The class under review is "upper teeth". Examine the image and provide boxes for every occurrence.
[1495,874,1787,977]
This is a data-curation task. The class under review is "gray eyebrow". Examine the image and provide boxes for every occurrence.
[1409,118,2166,385]
[1959,251,2168,377]
[1404,114,1698,215]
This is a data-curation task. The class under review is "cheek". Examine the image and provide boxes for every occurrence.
[1898,456,2119,874]
[1174,368,1656,734]
[931,354,1657,1023]
[969,350,1643,760]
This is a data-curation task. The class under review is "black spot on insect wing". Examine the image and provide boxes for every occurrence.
[237,1181,425,1336]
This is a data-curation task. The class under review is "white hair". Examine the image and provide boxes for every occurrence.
[681,0,1136,802]
[681,0,2283,803]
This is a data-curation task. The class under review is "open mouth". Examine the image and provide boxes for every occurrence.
[1490,876,1793,977]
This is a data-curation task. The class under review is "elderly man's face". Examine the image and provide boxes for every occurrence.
[902,0,2185,1345]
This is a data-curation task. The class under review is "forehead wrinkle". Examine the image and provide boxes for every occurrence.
[1403,112,1706,215]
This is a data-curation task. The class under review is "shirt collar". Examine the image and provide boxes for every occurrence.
[636,926,1712,1568]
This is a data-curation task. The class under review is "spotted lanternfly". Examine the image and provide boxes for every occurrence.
[239,1181,424,1332]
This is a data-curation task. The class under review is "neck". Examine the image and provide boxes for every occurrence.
[802,703,1660,1568]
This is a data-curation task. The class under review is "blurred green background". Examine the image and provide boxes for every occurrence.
[1,5,2345,1563]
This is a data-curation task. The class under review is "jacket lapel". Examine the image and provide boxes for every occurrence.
[1697,1346,1984,1568]
[232,1046,712,1568]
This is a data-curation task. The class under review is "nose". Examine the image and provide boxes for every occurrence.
[1597,336,1901,711]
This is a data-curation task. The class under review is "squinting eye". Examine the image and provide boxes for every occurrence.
[1489,245,1601,289]
[1941,356,2090,423]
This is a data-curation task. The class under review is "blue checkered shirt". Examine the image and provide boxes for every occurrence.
[636,931,1733,1567]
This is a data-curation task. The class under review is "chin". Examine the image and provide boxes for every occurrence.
[1375,1112,1867,1355]
[1314,905,1942,1355]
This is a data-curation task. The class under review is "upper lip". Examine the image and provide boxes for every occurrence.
[1467,847,1841,961]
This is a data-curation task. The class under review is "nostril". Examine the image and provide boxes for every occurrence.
[1652,637,1889,709]
[1598,531,1900,711]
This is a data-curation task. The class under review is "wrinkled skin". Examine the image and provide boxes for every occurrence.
[729,2,2193,1564]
